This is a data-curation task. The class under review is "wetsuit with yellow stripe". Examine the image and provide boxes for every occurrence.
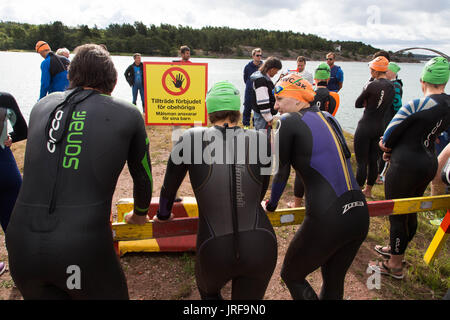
[6,88,153,299]
[266,106,369,300]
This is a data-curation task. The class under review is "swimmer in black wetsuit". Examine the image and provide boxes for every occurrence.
[0,92,27,276]
[6,44,153,299]
[265,74,369,300]
[370,57,450,279]
[154,81,277,300]
[287,63,338,209]
[354,56,394,198]
[0,92,27,232]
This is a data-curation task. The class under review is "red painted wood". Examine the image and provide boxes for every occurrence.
[367,200,395,217]
[156,234,197,252]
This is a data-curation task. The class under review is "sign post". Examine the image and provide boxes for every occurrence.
[143,62,208,126]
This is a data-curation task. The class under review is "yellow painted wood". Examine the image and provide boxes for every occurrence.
[423,227,449,265]
[113,222,153,241]
[183,197,199,217]
[112,195,449,241]
[392,195,450,215]
[116,198,134,222]
[266,207,306,227]
[118,239,160,256]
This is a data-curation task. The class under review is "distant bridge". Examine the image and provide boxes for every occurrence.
[394,47,449,60]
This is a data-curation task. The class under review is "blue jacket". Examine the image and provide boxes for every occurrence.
[243,60,262,84]
[39,52,69,100]
[327,65,344,92]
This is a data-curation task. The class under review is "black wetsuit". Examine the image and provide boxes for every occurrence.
[354,78,394,187]
[266,106,369,300]
[157,125,277,300]
[6,88,153,299]
[0,92,27,232]
[383,94,450,255]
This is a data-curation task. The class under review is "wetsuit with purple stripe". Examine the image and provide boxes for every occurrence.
[266,106,369,300]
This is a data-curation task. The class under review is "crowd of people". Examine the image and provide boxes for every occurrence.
[0,41,449,300]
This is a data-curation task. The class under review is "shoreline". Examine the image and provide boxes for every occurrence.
[1,48,421,63]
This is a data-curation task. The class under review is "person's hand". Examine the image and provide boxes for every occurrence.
[378,137,391,153]
[4,135,12,148]
[152,213,175,222]
[262,200,275,213]
[383,152,391,162]
[124,212,149,225]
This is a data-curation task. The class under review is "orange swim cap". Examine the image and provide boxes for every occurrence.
[35,41,50,53]
[274,73,315,103]
[368,56,389,72]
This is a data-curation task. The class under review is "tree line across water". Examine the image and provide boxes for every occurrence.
[0,20,381,58]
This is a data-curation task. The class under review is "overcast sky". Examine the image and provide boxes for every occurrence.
[1,0,449,55]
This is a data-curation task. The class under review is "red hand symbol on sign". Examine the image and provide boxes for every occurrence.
[162,67,191,96]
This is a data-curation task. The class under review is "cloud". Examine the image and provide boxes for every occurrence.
[1,0,449,54]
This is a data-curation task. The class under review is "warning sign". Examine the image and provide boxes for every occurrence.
[143,62,208,126]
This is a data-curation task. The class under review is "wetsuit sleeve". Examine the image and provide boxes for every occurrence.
[127,117,153,216]
[266,116,294,211]
[266,163,290,211]
[39,59,51,100]
[383,97,433,148]
[355,82,372,108]
[254,77,273,122]
[392,80,403,112]
[157,134,189,220]
[0,93,27,142]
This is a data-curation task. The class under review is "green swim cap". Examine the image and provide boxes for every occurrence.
[314,63,331,80]
[206,81,241,114]
[421,57,450,84]
[388,62,401,74]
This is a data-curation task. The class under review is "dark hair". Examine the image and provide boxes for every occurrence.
[373,50,391,62]
[208,110,241,124]
[68,44,117,94]
[180,45,190,54]
[259,56,282,74]
[296,56,307,63]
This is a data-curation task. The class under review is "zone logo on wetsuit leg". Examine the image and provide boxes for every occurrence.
[342,201,365,215]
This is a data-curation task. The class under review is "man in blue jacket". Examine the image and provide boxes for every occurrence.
[36,41,69,100]
[326,52,344,93]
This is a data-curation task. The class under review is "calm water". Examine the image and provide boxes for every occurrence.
[0,51,440,133]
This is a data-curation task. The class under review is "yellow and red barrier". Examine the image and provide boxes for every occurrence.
[112,195,450,257]
[423,210,450,265]
[114,197,198,255]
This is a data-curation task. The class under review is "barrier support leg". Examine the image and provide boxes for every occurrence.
[423,210,450,265]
